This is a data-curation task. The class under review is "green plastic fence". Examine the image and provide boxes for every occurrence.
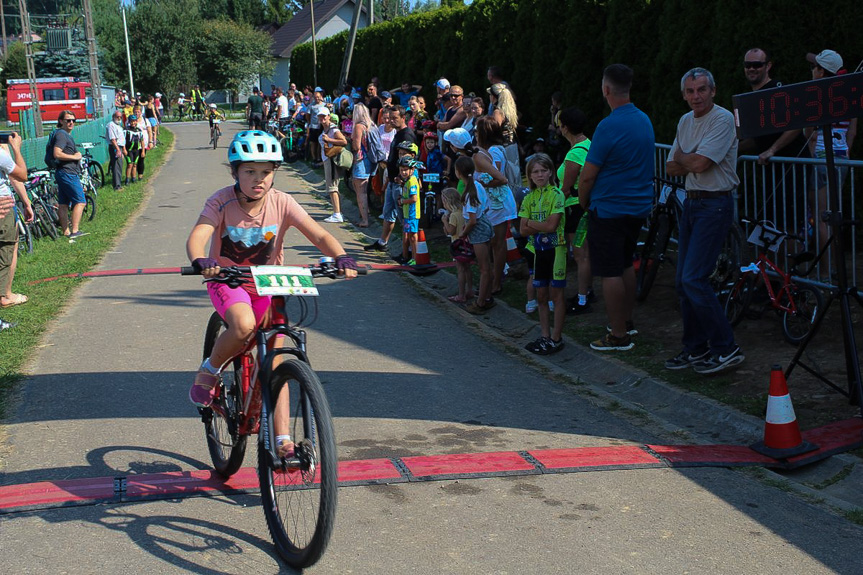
[20,115,111,171]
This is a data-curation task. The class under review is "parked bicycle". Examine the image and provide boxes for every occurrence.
[181,258,362,568]
[723,219,824,344]
[13,200,33,254]
[78,142,104,189]
[636,177,744,301]
[24,172,58,241]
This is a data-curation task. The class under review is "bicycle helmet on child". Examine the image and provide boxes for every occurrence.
[398,157,424,170]
[397,141,419,155]
[228,130,282,166]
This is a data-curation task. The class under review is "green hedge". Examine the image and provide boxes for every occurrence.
[290,0,863,148]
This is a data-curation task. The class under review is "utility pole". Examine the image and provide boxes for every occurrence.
[17,0,42,136]
[82,0,103,117]
[1,0,7,58]
[121,6,134,97]
[309,0,317,88]
[337,0,364,89]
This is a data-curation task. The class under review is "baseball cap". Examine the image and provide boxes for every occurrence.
[443,128,471,150]
[128,114,137,121]
[179,92,185,97]
[351,89,361,99]
[806,49,843,74]
[155,92,161,97]
[381,91,392,99]
[314,86,324,93]
[316,108,329,116]
[435,78,450,90]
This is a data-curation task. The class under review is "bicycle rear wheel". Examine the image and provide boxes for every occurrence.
[34,200,58,240]
[259,359,337,569]
[201,312,248,477]
[635,212,671,302]
[16,212,33,254]
[781,284,824,345]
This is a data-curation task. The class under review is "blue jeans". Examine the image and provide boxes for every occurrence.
[382,182,402,223]
[676,195,736,355]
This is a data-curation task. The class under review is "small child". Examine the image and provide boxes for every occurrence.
[441,187,474,303]
[455,155,494,314]
[340,109,353,137]
[422,132,446,212]
[397,156,421,265]
[124,115,143,184]
[519,153,566,355]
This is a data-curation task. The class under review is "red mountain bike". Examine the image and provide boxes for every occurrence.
[181,259,356,568]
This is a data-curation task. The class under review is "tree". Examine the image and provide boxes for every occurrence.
[0,41,27,99]
[127,0,201,97]
[196,19,276,97]
[92,0,132,87]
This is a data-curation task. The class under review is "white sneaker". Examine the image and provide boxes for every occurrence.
[324,213,344,223]
[525,300,538,313]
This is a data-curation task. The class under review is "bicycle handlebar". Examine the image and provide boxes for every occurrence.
[181,260,367,287]
[740,217,805,244]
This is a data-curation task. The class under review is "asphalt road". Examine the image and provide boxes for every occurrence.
[1,123,860,574]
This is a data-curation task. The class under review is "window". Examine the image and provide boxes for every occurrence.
[68,88,80,99]
[42,88,65,101]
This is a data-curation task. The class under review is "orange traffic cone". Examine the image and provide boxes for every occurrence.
[506,224,522,262]
[750,365,818,459]
[415,229,432,266]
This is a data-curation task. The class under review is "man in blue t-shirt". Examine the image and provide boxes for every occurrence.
[578,64,655,352]
[389,81,422,108]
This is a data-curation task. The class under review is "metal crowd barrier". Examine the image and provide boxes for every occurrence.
[655,143,862,292]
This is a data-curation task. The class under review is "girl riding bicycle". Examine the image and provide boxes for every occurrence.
[186,130,357,457]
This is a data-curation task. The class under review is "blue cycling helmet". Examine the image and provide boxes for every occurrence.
[228,130,282,165]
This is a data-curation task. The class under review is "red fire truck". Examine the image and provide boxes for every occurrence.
[5,77,91,123]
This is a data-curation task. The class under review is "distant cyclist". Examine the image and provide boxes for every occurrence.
[247,87,264,130]
[206,103,225,145]
[185,130,357,456]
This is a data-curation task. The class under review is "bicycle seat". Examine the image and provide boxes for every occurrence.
[30,170,51,178]
[80,143,97,150]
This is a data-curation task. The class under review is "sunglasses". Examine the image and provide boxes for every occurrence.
[450,93,463,98]
[64,118,76,123]
[743,61,766,69]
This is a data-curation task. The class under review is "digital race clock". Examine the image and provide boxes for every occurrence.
[732,71,863,139]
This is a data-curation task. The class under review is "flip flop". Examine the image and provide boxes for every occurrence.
[0,293,28,308]
[447,295,467,303]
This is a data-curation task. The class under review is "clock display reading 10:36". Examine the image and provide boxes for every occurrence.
[732,71,863,140]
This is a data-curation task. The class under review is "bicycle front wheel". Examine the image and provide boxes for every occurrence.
[259,359,337,569]
[781,284,824,345]
[635,212,671,302]
[83,192,97,221]
[202,312,248,477]
[89,162,104,189]
[724,274,755,326]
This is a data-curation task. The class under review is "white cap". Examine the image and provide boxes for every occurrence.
[806,49,843,74]
[443,128,471,150]
[435,78,450,90]
[179,92,185,96]
[155,92,161,97]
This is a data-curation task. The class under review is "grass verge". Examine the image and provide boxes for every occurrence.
[0,128,175,419]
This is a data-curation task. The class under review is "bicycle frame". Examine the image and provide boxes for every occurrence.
[747,257,799,315]
[226,296,314,470]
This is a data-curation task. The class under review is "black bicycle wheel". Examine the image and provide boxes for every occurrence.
[16,213,33,254]
[259,359,337,569]
[34,201,58,240]
[213,128,220,149]
[423,194,434,230]
[710,223,744,297]
[724,274,755,326]
[201,311,248,477]
[88,161,104,189]
[636,212,671,302]
[781,284,824,345]
[83,192,97,221]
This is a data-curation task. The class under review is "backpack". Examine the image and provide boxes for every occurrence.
[365,126,388,164]
[44,129,59,170]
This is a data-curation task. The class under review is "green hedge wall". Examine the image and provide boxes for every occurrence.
[290,0,863,147]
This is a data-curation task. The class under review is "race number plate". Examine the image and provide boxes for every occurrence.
[658,184,686,206]
[251,266,318,296]
[423,173,440,184]
[213,119,221,124]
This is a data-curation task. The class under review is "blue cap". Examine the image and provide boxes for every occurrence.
[351,89,361,99]
[381,91,392,99]
[314,86,324,93]
[128,114,137,121]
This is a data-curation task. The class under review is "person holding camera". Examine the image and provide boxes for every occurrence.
[52,110,87,239]
[0,131,31,330]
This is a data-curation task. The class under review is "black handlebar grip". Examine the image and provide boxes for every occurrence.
[357,266,369,275]
[180,266,200,275]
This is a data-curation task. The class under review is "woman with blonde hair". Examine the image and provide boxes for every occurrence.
[351,102,375,227]
[488,83,521,189]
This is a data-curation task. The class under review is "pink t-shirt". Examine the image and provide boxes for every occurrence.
[200,186,306,270]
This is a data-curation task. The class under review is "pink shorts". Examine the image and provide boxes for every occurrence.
[208,282,272,325]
